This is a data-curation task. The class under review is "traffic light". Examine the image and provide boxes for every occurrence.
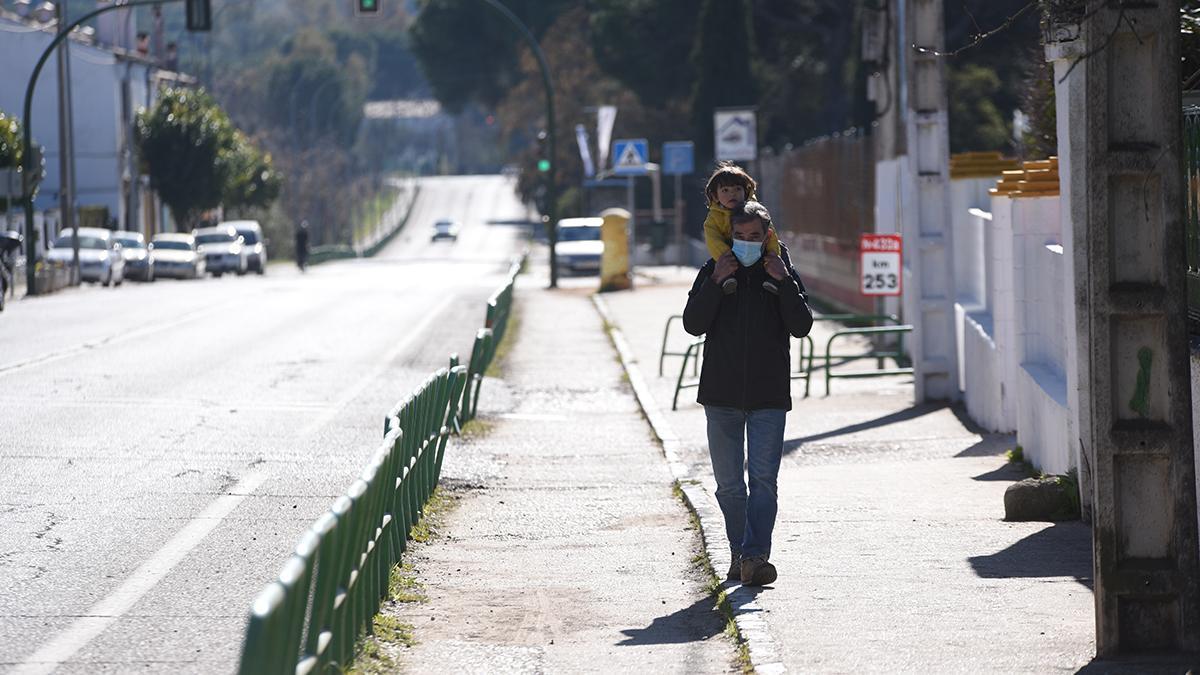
[536,129,549,172]
[355,0,380,15]
[185,0,211,31]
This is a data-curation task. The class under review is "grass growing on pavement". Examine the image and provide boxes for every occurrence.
[459,418,496,438]
[346,486,464,672]
[672,480,753,674]
[388,561,427,604]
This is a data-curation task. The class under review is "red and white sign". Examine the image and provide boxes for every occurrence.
[860,233,902,296]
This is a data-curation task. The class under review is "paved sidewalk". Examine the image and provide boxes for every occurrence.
[602,266,1098,673]
[382,277,736,673]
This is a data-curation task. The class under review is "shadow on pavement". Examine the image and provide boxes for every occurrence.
[1075,655,1199,674]
[971,462,1030,481]
[616,595,725,646]
[953,433,1014,458]
[967,522,1093,587]
[782,403,945,454]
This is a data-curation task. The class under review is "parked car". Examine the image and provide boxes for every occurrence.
[149,232,206,279]
[46,227,125,286]
[553,217,604,275]
[0,230,22,311]
[113,230,154,281]
[430,218,460,242]
[226,220,267,274]
[194,224,248,277]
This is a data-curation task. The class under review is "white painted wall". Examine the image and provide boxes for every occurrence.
[0,13,154,233]
[951,177,995,391]
[953,190,1073,470]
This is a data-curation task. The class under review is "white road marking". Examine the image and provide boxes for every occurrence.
[10,469,270,675]
[298,294,456,438]
[0,301,235,378]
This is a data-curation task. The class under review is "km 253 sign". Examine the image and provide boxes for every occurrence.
[859,233,902,296]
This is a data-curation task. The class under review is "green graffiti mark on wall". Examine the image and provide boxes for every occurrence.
[1128,346,1153,418]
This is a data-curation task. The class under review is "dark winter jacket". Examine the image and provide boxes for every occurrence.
[682,255,813,410]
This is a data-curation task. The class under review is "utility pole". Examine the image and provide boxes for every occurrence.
[899,0,958,401]
[55,1,79,285]
[1074,0,1200,656]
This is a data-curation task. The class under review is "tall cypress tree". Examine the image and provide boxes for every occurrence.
[689,0,760,164]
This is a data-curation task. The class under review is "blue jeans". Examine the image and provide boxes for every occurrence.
[704,406,786,559]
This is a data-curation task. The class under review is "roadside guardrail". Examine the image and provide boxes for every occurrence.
[236,252,524,674]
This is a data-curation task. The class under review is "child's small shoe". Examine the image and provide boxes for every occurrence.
[762,280,779,295]
[722,277,738,294]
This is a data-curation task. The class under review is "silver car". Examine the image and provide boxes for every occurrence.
[194,224,248,277]
[113,230,154,282]
[226,220,267,274]
[45,227,125,286]
[149,232,206,279]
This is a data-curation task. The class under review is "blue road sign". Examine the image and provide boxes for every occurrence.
[662,141,694,176]
[612,138,649,176]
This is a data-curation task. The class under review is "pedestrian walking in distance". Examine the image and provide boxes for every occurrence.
[682,201,813,586]
[295,220,310,272]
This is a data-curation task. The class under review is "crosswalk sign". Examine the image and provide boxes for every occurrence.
[612,138,648,176]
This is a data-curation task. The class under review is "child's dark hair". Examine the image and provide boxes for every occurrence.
[704,161,757,202]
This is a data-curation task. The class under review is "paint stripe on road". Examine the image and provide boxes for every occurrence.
[0,301,235,379]
[10,469,270,675]
[298,294,456,438]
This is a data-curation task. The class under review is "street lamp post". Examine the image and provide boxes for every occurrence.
[45,1,81,285]
[475,0,558,288]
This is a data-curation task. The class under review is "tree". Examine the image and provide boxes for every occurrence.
[409,0,573,113]
[948,64,1010,153]
[136,88,236,229]
[0,111,43,209]
[689,0,759,162]
[587,0,696,107]
[221,132,282,215]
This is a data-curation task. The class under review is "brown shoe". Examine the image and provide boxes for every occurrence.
[727,554,741,581]
[740,556,777,586]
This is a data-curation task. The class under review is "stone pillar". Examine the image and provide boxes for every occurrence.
[901,0,958,401]
[1074,0,1200,655]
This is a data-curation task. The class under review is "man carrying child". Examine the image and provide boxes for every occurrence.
[682,200,813,586]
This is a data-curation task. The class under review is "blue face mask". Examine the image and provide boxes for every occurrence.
[731,238,763,267]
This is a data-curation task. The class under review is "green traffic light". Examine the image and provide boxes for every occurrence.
[358,0,378,13]
[537,159,551,172]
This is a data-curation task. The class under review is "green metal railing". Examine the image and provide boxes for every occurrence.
[236,253,525,673]
[661,311,909,404]
[822,324,914,394]
[1185,104,1200,329]
[461,257,521,425]
[237,367,465,674]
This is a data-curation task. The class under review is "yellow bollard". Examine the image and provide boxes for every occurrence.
[599,207,631,292]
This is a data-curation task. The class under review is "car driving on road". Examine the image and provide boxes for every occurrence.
[149,232,206,279]
[430,218,460,242]
[46,227,125,286]
[194,224,248,277]
[113,230,154,282]
[553,217,604,275]
[226,220,267,274]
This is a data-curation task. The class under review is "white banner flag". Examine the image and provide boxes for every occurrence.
[596,105,617,171]
[575,124,595,178]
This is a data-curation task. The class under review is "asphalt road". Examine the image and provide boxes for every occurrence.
[0,175,531,673]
